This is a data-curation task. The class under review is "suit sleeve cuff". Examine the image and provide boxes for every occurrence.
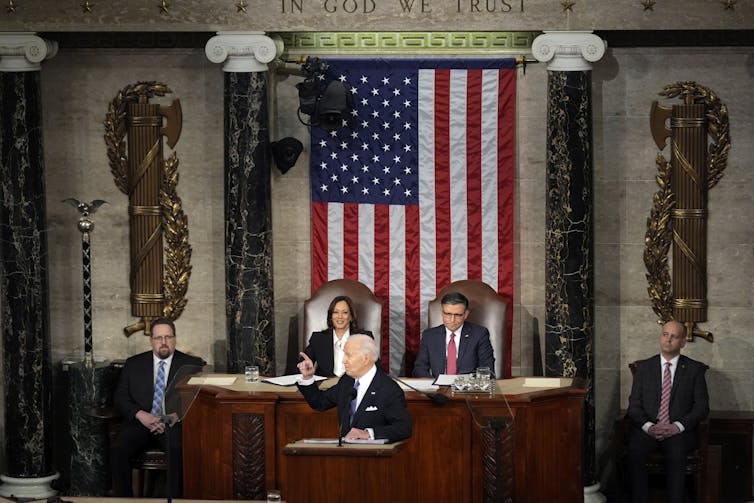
[674,421,685,432]
[642,421,654,433]
[297,376,316,386]
[366,428,374,440]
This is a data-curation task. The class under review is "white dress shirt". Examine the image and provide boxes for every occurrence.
[332,329,350,377]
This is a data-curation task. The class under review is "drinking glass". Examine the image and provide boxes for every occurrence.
[245,365,260,383]
[266,489,281,502]
[476,367,492,392]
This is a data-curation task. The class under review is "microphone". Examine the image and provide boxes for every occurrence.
[391,375,448,405]
[339,387,358,447]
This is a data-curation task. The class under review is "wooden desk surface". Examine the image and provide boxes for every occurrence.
[283,439,405,457]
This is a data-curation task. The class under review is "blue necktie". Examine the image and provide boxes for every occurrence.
[349,380,360,425]
[151,360,166,415]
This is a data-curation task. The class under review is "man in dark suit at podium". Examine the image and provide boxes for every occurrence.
[297,334,412,443]
[626,320,709,503]
[111,317,204,497]
[413,292,495,378]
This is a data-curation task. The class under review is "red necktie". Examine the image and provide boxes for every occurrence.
[658,361,672,424]
[447,333,457,375]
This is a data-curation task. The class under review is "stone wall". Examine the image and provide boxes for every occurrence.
[0,0,751,31]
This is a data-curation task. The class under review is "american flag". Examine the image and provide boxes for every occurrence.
[310,57,516,377]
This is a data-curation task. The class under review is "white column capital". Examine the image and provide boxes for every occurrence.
[205,32,282,73]
[532,31,606,72]
[0,32,58,72]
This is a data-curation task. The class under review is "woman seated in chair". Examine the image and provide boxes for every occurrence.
[303,296,373,377]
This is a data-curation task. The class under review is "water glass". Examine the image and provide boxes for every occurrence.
[245,365,260,383]
[266,489,281,502]
[476,367,492,392]
[453,374,469,392]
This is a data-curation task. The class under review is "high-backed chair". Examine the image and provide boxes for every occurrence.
[427,280,507,378]
[302,279,383,352]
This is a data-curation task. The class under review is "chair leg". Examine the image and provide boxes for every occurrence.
[143,469,152,497]
[131,468,142,497]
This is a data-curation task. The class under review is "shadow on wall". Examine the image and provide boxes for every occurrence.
[212,339,227,373]
[284,314,300,375]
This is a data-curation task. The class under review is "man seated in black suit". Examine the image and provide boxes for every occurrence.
[413,291,495,378]
[627,320,709,503]
[303,295,373,377]
[297,334,412,443]
[111,317,204,497]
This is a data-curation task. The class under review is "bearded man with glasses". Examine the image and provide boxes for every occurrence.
[413,292,495,378]
[111,317,204,497]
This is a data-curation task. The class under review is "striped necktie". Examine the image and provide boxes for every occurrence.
[658,361,672,424]
[151,360,166,415]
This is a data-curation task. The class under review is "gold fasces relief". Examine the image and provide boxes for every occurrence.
[104,81,191,337]
[645,82,730,343]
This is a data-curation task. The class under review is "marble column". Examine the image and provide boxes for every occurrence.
[0,32,59,498]
[205,32,281,374]
[532,31,606,503]
[63,361,119,496]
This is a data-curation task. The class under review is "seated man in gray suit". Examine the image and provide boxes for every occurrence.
[413,292,495,378]
[627,320,709,503]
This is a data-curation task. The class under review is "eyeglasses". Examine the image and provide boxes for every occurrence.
[441,312,466,319]
[151,335,176,343]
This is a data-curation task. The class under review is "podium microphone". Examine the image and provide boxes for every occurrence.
[339,387,358,447]
[391,375,448,405]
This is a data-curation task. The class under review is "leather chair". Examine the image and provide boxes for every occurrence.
[302,278,383,352]
[427,280,507,378]
[613,361,710,502]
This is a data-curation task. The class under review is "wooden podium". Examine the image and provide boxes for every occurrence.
[182,377,586,503]
[281,441,406,502]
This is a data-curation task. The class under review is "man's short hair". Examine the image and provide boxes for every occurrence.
[350,334,379,362]
[440,292,469,310]
[151,317,176,336]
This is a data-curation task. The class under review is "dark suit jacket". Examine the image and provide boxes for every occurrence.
[114,349,205,422]
[627,354,709,431]
[297,368,412,443]
[303,329,373,377]
[413,321,495,378]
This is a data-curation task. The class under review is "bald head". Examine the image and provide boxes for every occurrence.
[659,320,686,359]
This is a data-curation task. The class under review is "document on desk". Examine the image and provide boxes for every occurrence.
[188,376,238,386]
[433,374,456,386]
[344,438,389,444]
[263,374,328,386]
[396,379,437,391]
[302,438,340,444]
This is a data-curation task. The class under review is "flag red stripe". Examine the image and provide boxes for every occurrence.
[373,205,391,371]
[497,68,516,377]
[311,202,329,294]
[433,69,452,291]
[466,69,483,279]
[404,205,421,372]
